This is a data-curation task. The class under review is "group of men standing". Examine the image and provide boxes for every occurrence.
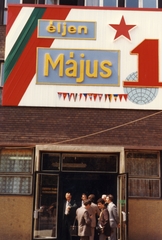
[62,192,120,240]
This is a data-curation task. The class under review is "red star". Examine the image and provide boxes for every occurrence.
[109,16,136,40]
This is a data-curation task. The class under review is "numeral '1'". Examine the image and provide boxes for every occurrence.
[123,39,162,87]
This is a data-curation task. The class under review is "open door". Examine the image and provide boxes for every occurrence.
[117,173,128,240]
[32,172,59,239]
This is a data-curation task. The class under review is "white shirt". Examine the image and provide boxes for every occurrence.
[65,201,70,215]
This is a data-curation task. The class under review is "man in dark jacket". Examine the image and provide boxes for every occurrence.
[62,192,77,240]
[97,198,111,240]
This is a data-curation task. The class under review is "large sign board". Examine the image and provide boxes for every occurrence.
[3,5,162,109]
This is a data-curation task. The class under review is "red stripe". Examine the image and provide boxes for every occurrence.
[2,7,71,106]
[6,5,22,35]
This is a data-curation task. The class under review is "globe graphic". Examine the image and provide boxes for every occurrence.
[123,71,158,105]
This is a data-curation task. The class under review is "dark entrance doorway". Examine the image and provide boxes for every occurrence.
[33,151,120,240]
[60,172,117,205]
[57,172,117,240]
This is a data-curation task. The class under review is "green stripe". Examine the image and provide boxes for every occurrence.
[4,7,46,83]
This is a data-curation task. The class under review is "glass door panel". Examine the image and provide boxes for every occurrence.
[62,153,118,172]
[33,173,59,239]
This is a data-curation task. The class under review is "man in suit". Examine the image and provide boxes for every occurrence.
[88,194,100,240]
[62,192,77,240]
[106,194,120,240]
[81,193,88,207]
[76,199,92,240]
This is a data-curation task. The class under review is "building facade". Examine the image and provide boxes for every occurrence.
[0,1,162,240]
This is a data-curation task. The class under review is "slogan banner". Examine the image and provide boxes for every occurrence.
[37,48,119,85]
[38,20,96,39]
[3,5,162,109]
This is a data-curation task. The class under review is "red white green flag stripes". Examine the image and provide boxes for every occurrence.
[3,5,70,106]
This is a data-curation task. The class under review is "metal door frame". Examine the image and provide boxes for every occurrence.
[32,144,125,240]
[117,173,128,240]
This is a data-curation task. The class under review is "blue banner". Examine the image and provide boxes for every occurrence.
[36,48,120,86]
[38,20,96,39]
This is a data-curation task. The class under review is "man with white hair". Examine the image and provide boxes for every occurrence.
[102,194,108,207]
[101,195,107,201]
